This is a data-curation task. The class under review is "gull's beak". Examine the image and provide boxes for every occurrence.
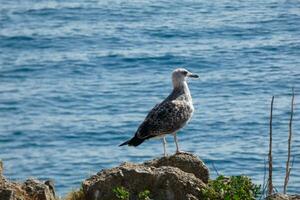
[188,72,199,78]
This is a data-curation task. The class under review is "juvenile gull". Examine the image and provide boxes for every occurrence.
[120,68,199,156]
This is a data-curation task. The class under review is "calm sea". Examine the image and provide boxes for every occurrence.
[0,0,299,196]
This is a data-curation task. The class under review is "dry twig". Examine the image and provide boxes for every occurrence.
[212,162,220,176]
[284,88,295,194]
[268,96,274,196]
[259,158,268,200]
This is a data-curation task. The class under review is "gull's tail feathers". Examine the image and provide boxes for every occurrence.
[119,135,145,147]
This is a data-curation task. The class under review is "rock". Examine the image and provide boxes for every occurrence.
[267,194,290,200]
[266,193,300,200]
[145,152,209,183]
[288,194,299,200]
[0,178,56,200]
[0,189,15,200]
[45,180,56,197]
[290,195,300,200]
[0,181,28,200]
[83,153,208,200]
[0,160,3,177]
[0,160,6,188]
[22,179,56,200]
[0,161,56,200]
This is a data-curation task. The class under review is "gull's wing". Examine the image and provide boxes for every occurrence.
[136,100,193,139]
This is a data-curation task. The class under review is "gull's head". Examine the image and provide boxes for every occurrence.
[172,68,199,87]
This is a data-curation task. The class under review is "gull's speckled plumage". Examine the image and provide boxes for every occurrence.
[137,91,194,139]
[120,68,198,155]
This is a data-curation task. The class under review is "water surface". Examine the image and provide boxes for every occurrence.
[0,0,300,196]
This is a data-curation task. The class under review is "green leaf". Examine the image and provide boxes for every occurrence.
[112,186,130,200]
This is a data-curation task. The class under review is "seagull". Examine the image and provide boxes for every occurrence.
[119,68,198,156]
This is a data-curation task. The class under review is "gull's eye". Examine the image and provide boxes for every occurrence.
[182,71,188,76]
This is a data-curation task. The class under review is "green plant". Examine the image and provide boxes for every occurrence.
[138,189,151,200]
[113,186,130,200]
[202,175,261,200]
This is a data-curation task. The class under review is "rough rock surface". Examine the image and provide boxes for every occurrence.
[22,179,56,200]
[290,195,300,200]
[0,160,3,177]
[0,161,56,200]
[267,193,300,200]
[144,152,209,184]
[83,152,209,200]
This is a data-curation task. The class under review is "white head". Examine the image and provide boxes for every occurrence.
[172,68,199,88]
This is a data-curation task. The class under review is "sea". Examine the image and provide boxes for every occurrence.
[0,0,299,197]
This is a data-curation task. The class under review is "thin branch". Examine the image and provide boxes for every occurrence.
[273,186,278,193]
[262,179,269,199]
[212,162,220,176]
[287,157,296,187]
[287,157,296,185]
[262,158,267,191]
[259,158,268,200]
[284,88,295,194]
[268,96,274,196]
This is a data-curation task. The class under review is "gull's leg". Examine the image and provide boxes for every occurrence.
[162,137,167,156]
[174,133,181,154]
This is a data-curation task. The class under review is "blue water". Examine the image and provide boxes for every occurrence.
[1,0,300,196]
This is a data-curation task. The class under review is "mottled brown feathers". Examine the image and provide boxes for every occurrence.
[136,99,194,139]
